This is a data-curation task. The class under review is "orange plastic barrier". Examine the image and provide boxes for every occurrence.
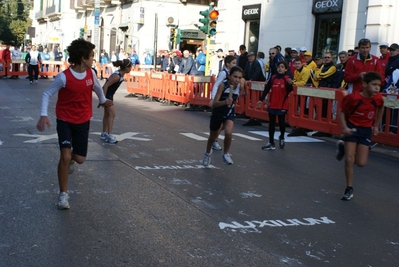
[7,60,28,77]
[39,61,68,77]
[188,75,214,107]
[0,59,6,76]
[244,81,271,121]
[372,94,399,147]
[126,71,149,96]
[164,74,190,105]
[288,86,344,135]
[148,72,165,100]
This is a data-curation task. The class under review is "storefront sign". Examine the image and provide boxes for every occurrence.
[242,4,261,20]
[312,0,343,13]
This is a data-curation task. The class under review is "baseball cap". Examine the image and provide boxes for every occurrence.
[216,48,223,52]
[304,51,312,56]
[300,47,307,52]
[379,42,389,47]
[314,55,322,60]
[388,43,399,51]
[291,47,298,52]
[247,52,255,57]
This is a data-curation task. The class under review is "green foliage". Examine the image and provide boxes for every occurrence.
[0,0,32,45]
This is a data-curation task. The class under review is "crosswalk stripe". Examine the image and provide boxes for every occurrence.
[233,133,262,141]
[181,133,208,141]
[249,131,324,143]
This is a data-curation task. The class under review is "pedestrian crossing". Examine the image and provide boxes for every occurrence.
[181,131,324,143]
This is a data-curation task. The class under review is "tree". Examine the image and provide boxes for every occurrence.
[0,0,32,45]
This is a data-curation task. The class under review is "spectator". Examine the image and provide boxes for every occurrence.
[196,48,206,76]
[167,50,181,74]
[243,52,265,81]
[303,51,316,71]
[100,52,109,80]
[314,54,323,69]
[211,48,224,75]
[25,45,42,84]
[332,51,349,89]
[284,47,292,62]
[299,47,307,62]
[40,47,51,79]
[378,42,390,73]
[118,48,125,60]
[237,44,248,70]
[1,44,11,78]
[257,51,267,80]
[144,51,153,65]
[384,43,399,92]
[344,38,384,93]
[178,50,198,75]
[347,49,355,57]
[11,44,22,79]
[289,47,299,77]
[110,50,117,63]
[228,49,239,62]
[293,57,311,86]
[129,50,140,68]
[54,45,63,73]
[161,50,169,72]
[267,47,289,79]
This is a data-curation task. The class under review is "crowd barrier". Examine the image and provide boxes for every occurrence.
[288,86,345,135]
[373,94,399,147]
[0,59,6,76]
[187,75,214,107]
[164,74,190,105]
[0,59,68,78]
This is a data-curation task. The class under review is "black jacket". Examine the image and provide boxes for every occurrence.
[243,59,265,81]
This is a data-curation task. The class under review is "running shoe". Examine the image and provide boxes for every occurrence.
[212,141,222,151]
[34,80,38,84]
[262,143,275,150]
[106,134,118,144]
[203,151,211,166]
[223,153,233,165]
[29,81,32,84]
[340,187,353,201]
[58,192,70,210]
[100,132,109,140]
[335,140,345,161]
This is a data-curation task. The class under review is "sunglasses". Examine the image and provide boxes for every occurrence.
[269,53,275,55]
[324,56,331,59]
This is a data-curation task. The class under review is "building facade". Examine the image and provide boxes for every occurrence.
[30,0,399,61]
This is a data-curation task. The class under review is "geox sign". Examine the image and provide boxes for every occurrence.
[312,0,343,13]
[242,4,261,20]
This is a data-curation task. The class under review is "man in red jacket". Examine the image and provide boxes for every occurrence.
[344,38,384,93]
[1,44,11,78]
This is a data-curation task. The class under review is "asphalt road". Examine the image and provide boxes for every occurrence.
[0,77,398,267]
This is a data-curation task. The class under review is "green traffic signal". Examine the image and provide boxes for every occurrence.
[79,28,85,38]
[198,9,210,34]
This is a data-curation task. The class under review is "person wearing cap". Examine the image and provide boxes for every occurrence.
[314,54,323,69]
[303,51,316,71]
[228,49,239,62]
[384,43,399,91]
[344,38,384,93]
[289,48,304,78]
[299,47,307,63]
[378,42,390,73]
[243,51,265,81]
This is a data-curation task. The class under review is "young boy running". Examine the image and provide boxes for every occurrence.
[336,71,384,200]
[36,39,113,209]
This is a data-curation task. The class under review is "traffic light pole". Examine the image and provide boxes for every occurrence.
[205,36,211,76]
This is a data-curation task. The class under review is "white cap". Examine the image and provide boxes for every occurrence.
[300,47,307,51]
[379,42,389,47]
[291,47,298,52]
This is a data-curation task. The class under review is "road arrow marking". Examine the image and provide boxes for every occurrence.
[14,133,58,143]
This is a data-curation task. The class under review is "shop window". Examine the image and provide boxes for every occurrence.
[246,20,260,53]
[313,14,341,60]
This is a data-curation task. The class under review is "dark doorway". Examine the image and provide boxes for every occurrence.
[313,14,341,61]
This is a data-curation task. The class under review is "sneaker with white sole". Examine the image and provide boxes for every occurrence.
[340,187,353,201]
[106,134,118,144]
[34,80,38,84]
[262,143,276,150]
[58,192,70,210]
[68,160,75,174]
[100,132,109,140]
[212,141,222,151]
[223,153,233,165]
[203,151,211,166]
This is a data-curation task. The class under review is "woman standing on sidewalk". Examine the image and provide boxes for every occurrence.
[100,59,132,144]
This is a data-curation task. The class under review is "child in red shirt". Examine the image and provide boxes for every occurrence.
[336,71,384,200]
[36,39,113,209]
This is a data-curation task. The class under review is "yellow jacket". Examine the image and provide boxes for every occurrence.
[293,67,311,86]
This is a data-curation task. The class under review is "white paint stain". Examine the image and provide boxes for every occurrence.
[0,140,3,145]
[135,164,219,170]
[219,217,335,233]
[170,178,192,185]
[240,192,262,198]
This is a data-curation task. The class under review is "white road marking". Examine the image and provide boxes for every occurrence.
[181,133,208,141]
[5,116,34,122]
[91,132,152,141]
[233,133,262,141]
[203,132,225,140]
[14,133,58,143]
[249,131,324,143]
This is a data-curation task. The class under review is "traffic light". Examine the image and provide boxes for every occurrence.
[198,8,210,34]
[170,27,176,42]
[79,28,85,39]
[208,8,219,36]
